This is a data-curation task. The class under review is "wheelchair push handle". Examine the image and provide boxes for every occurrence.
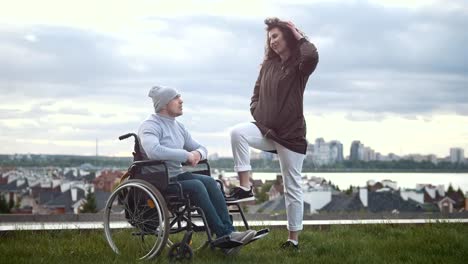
[119,133,144,161]
[119,133,136,140]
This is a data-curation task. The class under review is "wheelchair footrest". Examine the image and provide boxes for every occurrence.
[211,235,243,249]
[246,228,269,245]
[192,225,206,232]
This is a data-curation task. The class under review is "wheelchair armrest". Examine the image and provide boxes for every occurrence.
[181,159,209,166]
[181,159,211,177]
[132,160,166,167]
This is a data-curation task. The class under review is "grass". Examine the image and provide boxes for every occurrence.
[1,224,468,263]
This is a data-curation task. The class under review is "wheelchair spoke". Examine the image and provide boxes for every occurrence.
[103,180,169,260]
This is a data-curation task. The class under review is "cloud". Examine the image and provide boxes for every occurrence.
[0,0,467,156]
[305,71,468,117]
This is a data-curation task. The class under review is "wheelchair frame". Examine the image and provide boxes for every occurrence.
[103,133,267,261]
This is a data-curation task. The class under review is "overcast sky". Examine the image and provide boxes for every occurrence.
[0,0,467,158]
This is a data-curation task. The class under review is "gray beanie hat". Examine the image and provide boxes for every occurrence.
[148,85,180,113]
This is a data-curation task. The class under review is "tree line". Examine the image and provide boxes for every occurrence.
[1,155,467,172]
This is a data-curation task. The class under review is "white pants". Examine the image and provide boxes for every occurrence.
[230,122,305,231]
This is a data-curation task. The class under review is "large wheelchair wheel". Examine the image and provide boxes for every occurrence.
[103,179,169,260]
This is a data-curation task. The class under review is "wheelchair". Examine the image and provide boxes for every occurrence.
[103,133,269,261]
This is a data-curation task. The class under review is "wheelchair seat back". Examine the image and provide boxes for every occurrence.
[118,133,171,233]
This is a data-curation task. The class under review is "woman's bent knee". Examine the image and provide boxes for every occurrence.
[230,126,243,141]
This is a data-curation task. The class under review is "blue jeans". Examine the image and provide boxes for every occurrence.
[171,172,235,237]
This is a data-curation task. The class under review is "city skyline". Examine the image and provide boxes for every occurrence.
[250,137,465,161]
[2,136,466,160]
[1,0,467,158]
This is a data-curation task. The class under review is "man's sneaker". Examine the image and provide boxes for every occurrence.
[222,230,256,256]
[225,186,254,203]
[280,241,299,251]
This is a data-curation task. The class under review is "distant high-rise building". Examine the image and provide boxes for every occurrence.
[376,152,382,161]
[387,153,400,161]
[308,138,344,166]
[350,140,363,161]
[363,147,376,162]
[450,148,465,163]
[330,140,344,162]
[350,141,377,161]
[404,154,438,164]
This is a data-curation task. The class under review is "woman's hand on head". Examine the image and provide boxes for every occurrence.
[285,21,304,40]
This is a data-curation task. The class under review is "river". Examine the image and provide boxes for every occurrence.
[219,172,468,192]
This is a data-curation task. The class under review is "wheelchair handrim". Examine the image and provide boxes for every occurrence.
[103,181,167,260]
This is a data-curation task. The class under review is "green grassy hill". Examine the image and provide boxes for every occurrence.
[1,224,468,263]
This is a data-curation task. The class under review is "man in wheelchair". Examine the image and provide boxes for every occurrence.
[138,85,257,255]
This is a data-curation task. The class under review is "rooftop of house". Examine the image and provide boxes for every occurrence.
[0,179,28,192]
[95,170,123,181]
[255,195,311,214]
[368,191,435,213]
[320,193,365,212]
[45,188,85,213]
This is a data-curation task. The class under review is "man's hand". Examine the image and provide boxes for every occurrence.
[191,150,202,165]
[186,151,201,167]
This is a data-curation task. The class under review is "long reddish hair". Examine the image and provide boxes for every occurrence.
[263,17,304,61]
